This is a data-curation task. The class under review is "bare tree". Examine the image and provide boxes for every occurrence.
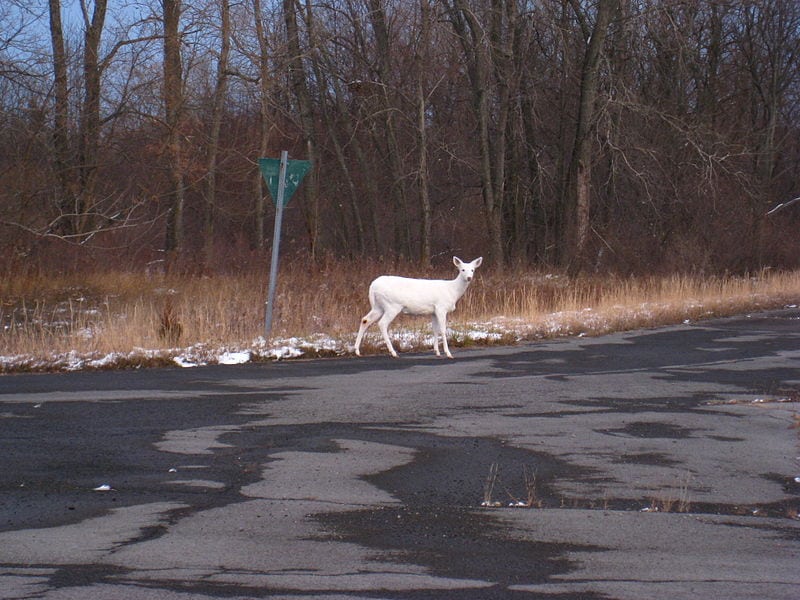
[203,0,232,268]
[283,0,320,257]
[162,0,185,269]
[367,0,413,259]
[736,0,800,264]
[252,0,272,250]
[302,5,367,255]
[47,0,77,235]
[442,0,505,267]
[76,0,107,236]
[3,0,800,273]
[562,0,617,270]
[416,0,433,267]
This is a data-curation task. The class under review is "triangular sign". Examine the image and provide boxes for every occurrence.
[258,157,312,207]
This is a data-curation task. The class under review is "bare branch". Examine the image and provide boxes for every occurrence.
[766,196,800,216]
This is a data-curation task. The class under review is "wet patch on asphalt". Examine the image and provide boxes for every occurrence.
[562,393,723,415]
[284,427,605,594]
[0,395,266,533]
[300,425,798,521]
[707,434,746,442]
[48,564,132,590]
[317,506,603,598]
[611,452,681,467]
[477,323,800,398]
[597,421,699,439]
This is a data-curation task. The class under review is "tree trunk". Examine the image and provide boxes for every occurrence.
[322,86,367,255]
[162,0,185,270]
[252,0,270,250]
[48,0,76,236]
[488,0,519,266]
[77,0,107,236]
[284,0,319,258]
[367,0,411,259]
[417,0,432,267]
[564,0,616,271]
[446,0,505,268]
[505,7,531,265]
[203,0,231,270]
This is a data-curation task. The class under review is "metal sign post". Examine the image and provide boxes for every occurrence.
[258,152,311,339]
[264,151,288,339]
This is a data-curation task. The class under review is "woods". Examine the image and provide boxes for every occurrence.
[1,0,799,275]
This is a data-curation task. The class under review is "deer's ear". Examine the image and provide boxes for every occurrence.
[473,257,483,268]
[453,256,463,267]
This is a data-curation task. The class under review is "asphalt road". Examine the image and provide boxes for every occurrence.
[1,309,799,600]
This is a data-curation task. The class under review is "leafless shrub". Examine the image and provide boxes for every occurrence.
[157,296,183,346]
[646,471,693,513]
[481,462,501,508]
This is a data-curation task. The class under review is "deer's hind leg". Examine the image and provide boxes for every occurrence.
[377,306,402,357]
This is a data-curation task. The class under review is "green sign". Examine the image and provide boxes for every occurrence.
[258,157,312,207]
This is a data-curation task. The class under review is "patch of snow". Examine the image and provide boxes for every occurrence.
[87,353,119,369]
[267,345,305,360]
[218,350,251,365]
[464,329,504,342]
[174,356,201,368]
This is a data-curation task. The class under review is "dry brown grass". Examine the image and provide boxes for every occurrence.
[646,471,694,514]
[1,260,799,371]
[464,269,800,340]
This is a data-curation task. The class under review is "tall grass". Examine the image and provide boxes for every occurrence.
[1,260,798,370]
[462,269,800,337]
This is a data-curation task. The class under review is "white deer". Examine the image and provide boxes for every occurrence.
[355,256,483,358]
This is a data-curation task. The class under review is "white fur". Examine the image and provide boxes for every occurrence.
[355,256,483,358]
